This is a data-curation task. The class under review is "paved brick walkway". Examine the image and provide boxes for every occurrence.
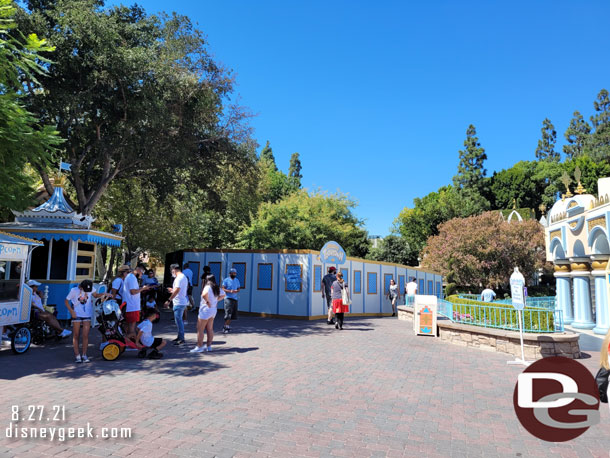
[1,311,609,457]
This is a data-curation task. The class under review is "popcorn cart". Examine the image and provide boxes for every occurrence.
[0,231,43,354]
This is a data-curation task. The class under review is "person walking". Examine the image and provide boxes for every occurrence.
[183,262,194,323]
[221,268,240,334]
[331,272,349,330]
[190,274,226,353]
[480,286,496,302]
[405,277,418,306]
[321,266,337,325]
[164,263,189,345]
[64,280,108,363]
[387,279,400,316]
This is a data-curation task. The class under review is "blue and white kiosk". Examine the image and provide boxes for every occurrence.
[0,182,122,320]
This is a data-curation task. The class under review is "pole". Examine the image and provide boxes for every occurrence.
[518,310,525,363]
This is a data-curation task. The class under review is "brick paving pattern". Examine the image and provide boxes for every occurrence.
[1,311,609,457]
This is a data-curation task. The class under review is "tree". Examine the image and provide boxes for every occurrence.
[589,89,610,161]
[394,185,466,265]
[259,141,277,170]
[453,124,490,213]
[288,152,303,186]
[366,235,412,266]
[0,0,61,210]
[453,124,487,192]
[488,161,542,211]
[17,0,250,215]
[563,111,591,159]
[535,118,559,162]
[237,190,369,257]
[421,212,546,290]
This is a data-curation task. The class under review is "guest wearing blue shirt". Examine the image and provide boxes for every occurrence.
[221,268,241,334]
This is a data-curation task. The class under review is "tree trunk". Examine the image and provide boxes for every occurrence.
[95,244,107,282]
[105,247,116,281]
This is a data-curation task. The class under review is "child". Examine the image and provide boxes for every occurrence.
[145,296,160,324]
[136,308,166,359]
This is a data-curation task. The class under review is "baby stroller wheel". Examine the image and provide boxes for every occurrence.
[102,343,121,361]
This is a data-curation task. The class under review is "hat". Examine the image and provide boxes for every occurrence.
[26,280,41,287]
[118,265,131,273]
[79,279,93,292]
[229,268,237,274]
[328,266,337,272]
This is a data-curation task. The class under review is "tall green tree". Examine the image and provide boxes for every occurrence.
[237,190,369,257]
[17,0,250,215]
[288,152,302,186]
[259,141,277,170]
[589,89,610,161]
[563,111,591,159]
[366,235,412,266]
[0,0,60,210]
[452,124,489,213]
[535,118,559,162]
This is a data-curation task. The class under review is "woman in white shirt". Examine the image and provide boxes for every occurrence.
[387,279,400,317]
[190,274,225,353]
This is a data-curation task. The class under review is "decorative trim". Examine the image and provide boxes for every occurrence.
[592,260,608,271]
[550,229,561,240]
[570,262,590,272]
[554,264,571,273]
[587,215,606,233]
[567,217,584,233]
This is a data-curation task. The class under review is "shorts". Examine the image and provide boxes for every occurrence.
[325,295,332,310]
[198,306,217,321]
[148,337,163,350]
[125,311,140,323]
[187,285,193,296]
[72,316,91,323]
[224,298,238,320]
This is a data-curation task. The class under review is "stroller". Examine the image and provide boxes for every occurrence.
[96,299,139,361]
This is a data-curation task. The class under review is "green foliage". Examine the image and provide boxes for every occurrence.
[237,190,369,257]
[453,124,487,192]
[445,295,557,333]
[563,111,591,159]
[589,89,610,161]
[366,234,412,265]
[0,0,61,210]
[535,118,559,162]
[394,185,471,265]
[17,0,250,215]
[259,141,277,170]
[288,152,302,185]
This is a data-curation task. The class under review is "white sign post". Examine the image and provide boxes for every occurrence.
[507,267,532,366]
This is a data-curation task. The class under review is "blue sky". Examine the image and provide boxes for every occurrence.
[114,0,610,236]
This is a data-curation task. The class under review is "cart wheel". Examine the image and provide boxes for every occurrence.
[102,343,121,361]
[11,327,31,354]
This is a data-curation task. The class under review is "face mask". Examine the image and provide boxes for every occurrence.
[230,274,236,279]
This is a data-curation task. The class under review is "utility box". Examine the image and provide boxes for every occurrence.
[413,295,438,337]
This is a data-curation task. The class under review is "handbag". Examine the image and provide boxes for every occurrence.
[341,284,351,306]
[595,366,610,403]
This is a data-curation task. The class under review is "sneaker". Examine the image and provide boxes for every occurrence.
[60,329,72,338]
[147,350,163,359]
[190,346,206,353]
[223,327,228,334]
[171,337,181,342]
[173,339,185,346]
[206,346,212,352]
[138,348,148,358]
[327,320,333,325]
[335,323,339,329]
[82,355,91,363]
[75,355,82,363]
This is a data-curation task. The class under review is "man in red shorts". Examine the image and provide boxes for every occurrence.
[124,265,151,339]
